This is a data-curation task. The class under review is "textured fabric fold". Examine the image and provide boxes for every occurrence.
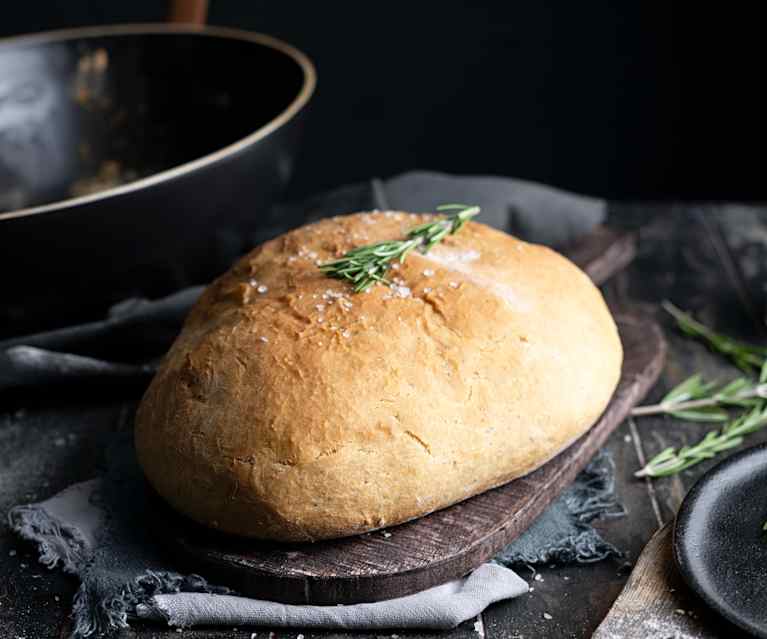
[136,564,528,630]
[494,452,624,567]
[9,474,233,637]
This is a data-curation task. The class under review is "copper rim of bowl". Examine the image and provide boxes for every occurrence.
[0,23,317,222]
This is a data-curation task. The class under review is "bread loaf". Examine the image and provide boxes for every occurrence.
[135,211,622,541]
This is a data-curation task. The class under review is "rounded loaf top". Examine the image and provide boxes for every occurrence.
[135,211,623,541]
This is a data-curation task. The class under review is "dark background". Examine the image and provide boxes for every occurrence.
[1,1,765,201]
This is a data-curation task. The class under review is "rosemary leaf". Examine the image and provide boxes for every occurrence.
[668,407,729,422]
[661,374,716,404]
[662,301,767,373]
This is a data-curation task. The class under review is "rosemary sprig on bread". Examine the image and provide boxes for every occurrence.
[319,204,480,292]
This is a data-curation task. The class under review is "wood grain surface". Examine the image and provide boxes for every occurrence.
[593,523,740,638]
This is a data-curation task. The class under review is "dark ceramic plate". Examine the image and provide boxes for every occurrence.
[674,443,767,637]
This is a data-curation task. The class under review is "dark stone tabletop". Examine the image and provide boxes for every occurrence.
[2,203,764,638]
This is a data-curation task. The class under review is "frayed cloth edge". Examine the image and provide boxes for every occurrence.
[6,502,230,638]
[70,571,232,637]
[494,450,625,567]
[7,503,91,574]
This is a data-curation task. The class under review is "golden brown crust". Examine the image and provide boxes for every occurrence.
[135,211,623,541]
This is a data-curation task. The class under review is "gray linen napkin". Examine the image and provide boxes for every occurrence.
[4,172,620,637]
[136,565,526,630]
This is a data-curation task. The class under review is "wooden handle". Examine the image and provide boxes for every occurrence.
[560,226,637,286]
[594,522,727,638]
[168,0,209,25]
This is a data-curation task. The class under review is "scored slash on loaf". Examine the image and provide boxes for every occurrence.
[135,211,622,541]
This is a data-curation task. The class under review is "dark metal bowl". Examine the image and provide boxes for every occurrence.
[0,24,315,335]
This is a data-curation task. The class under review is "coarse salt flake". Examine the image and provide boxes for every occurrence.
[259,336,269,343]
[423,269,434,277]
[257,284,268,294]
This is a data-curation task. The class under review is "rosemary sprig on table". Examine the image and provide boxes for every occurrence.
[633,303,767,478]
[319,204,480,292]
[663,301,767,373]
[635,404,767,477]
[631,372,767,421]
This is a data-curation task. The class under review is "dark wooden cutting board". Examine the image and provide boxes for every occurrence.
[150,226,664,605]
